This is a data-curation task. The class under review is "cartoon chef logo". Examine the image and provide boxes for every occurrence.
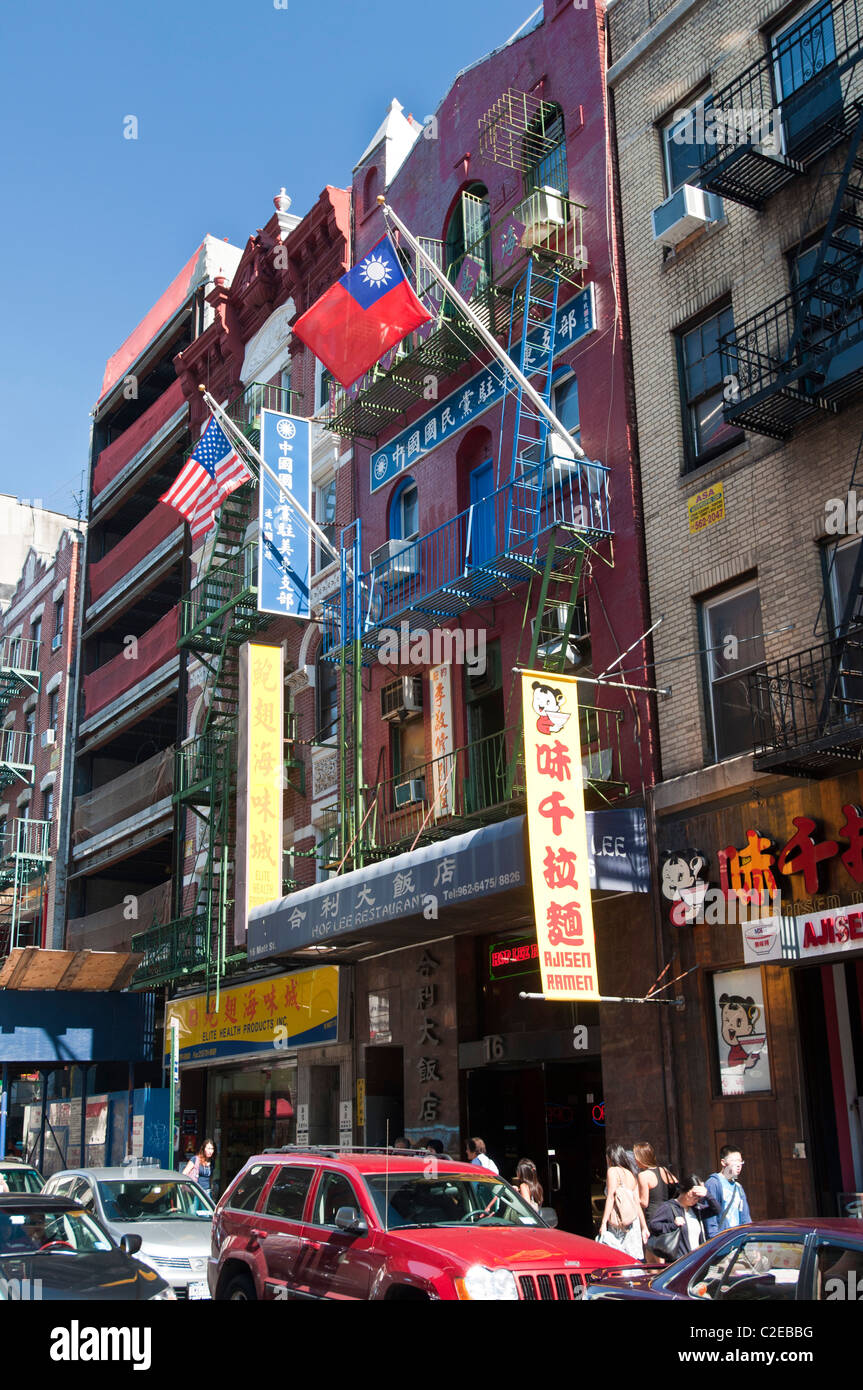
[718,993,765,1070]
[660,850,709,926]
[532,681,571,735]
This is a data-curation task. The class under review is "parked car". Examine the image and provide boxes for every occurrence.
[43,1166,214,1299]
[0,1193,175,1300]
[209,1148,639,1300]
[0,1158,44,1194]
[583,1218,863,1301]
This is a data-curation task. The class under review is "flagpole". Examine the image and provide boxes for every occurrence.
[199,387,344,570]
[379,197,588,463]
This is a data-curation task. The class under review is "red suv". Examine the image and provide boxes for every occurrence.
[208,1149,637,1301]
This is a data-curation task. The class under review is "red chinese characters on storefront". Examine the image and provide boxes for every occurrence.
[522,674,599,1001]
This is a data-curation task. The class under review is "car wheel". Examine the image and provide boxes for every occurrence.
[222,1271,256,1302]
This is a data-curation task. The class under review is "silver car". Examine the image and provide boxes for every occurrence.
[43,1165,213,1298]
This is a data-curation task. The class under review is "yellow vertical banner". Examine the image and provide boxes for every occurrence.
[522,671,600,1002]
[247,644,283,915]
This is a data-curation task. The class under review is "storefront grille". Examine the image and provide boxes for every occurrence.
[518,1271,584,1300]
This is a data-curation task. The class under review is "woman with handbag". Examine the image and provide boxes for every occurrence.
[647,1173,720,1263]
[598,1144,649,1259]
[634,1141,678,1264]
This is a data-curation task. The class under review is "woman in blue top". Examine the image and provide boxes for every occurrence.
[183,1139,215,1195]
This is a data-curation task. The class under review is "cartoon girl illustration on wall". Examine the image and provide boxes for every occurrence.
[718,993,766,1070]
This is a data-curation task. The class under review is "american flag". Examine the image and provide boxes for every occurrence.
[161,417,250,544]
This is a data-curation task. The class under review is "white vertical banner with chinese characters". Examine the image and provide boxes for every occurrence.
[259,410,312,618]
[429,664,455,819]
[522,671,600,1002]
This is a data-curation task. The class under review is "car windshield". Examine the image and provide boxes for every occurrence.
[0,1168,43,1194]
[98,1180,214,1222]
[0,1207,113,1256]
[365,1174,543,1229]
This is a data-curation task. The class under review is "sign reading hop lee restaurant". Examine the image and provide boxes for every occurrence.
[522,671,600,1002]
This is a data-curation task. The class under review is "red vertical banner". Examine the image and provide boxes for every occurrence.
[522,671,599,1002]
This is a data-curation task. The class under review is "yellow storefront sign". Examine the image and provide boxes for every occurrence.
[522,671,600,1002]
[247,644,283,915]
[687,481,725,535]
[165,965,339,1064]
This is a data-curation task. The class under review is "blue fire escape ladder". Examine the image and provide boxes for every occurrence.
[502,259,561,552]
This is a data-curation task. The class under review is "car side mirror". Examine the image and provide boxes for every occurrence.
[540,1207,559,1229]
[334,1206,367,1236]
[120,1233,143,1255]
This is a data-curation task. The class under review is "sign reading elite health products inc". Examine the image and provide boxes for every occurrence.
[164,966,340,1065]
[522,671,600,1002]
[259,409,312,618]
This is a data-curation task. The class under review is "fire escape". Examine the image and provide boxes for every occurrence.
[0,636,48,954]
[131,382,295,992]
[693,0,863,776]
[317,88,626,866]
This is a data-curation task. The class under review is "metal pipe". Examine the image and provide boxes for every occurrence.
[0,1063,8,1156]
[519,991,684,1006]
[38,1069,48,1171]
[379,199,588,462]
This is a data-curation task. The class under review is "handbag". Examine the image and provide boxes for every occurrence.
[611,1174,640,1228]
[647,1225,684,1262]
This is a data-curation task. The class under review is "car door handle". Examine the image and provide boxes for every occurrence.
[250,1229,269,1241]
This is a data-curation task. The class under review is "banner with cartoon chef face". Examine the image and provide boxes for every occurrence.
[522,671,600,1002]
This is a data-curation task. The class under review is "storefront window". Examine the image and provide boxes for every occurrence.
[208,1061,297,1192]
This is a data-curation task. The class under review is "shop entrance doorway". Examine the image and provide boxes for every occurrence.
[364,1046,405,1146]
[466,1058,604,1236]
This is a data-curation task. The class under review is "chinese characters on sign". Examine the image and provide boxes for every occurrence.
[259,410,312,618]
[246,644,283,917]
[522,673,600,1002]
[429,664,455,819]
[416,949,441,1124]
[164,966,339,1063]
[370,285,597,492]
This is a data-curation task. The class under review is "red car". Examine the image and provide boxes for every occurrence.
[208,1148,637,1300]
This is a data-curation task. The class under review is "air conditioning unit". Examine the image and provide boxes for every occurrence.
[51,633,62,652]
[394,778,426,807]
[651,184,718,249]
[41,730,56,748]
[520,185,567,247]
[532,601,589,666]
[369,538,419,583]
[381,676,423,722]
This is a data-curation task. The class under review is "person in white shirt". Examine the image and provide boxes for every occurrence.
[465,1137,499,1174]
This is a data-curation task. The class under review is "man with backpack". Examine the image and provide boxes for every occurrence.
[705,1145,752,1238]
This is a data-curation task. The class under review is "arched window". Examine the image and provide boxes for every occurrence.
[523,103,567,196]
[445,183,491,289]
[389,476,419,541]
[363,166,379,217]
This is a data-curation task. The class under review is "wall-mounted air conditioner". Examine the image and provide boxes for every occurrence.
[369,538,419,583]
[51,633,62,652]
[520,185,567,248]
[40,730,56,748]
[531,601,589,666]
[394,778,426,807]
[381,676,423,722]
[651,184,721,249]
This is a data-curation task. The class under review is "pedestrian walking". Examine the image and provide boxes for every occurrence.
[465,1137,499,1174]
[648,1173,720,1262]
[704,1145,752,1238]
[633,1141,679,1262]
[514,1159,543,1212]
[598,1143,649,1258]
[182,1139,215,1196]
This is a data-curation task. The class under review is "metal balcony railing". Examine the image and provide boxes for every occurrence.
[0,818,52,887]
[227,380,302,450]
[178,541,265,653]
[748,627,863,774]
[360,712,627,858]
[720,274,863,438]
[478,89,566,172]
[321,460,610,658]
[696,0,863,207]
[174,732,232,803]
[0,729,35,790]
[0,636,41,714]
[131,912,211,987]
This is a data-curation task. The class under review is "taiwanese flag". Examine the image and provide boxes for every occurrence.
[292,236,432,388]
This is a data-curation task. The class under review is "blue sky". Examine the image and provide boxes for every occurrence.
[0,0,539,516]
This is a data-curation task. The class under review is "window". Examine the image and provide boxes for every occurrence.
[227,1163,273,1211]
[815,1242,863,1299]
[310,1171,361,1227]
[677,305,743,467]
[24,708,35,739]
[315,476,338,570]
[445,185,491,293]
[773,1,836,102]
[316,656,339,743]
[392,717,426,800]
[30,616,41,652]
[317,367,334,413]
[280,365,292,412]
[693,1236,804,1300]
[523,103,567,196]
[701,582,767,762]
[662,94,714,194]
[264,1166,314,1220]
[52,596,64,649]
[389,478,419,542]
[48,688,60,730]
[549,374,580,459]
[42,787,54,824]
[790,230,863,353]
[824,535,863,633]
